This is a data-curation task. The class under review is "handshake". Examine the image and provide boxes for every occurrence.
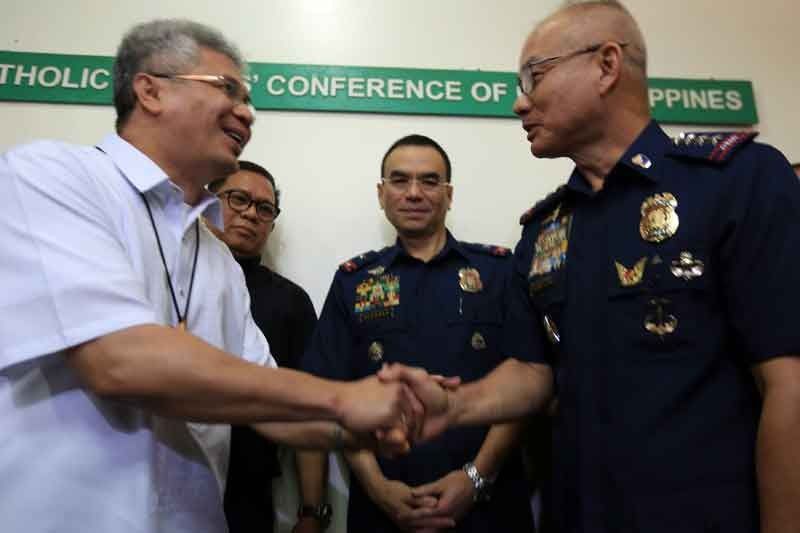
[334,363,463,456]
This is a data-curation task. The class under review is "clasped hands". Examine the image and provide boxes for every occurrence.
[337,363,460,457]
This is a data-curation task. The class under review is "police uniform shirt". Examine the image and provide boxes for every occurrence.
[303,231,536,533]
[225,256,317,533]
[516,120,800,533]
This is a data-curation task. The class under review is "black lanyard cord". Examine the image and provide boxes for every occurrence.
[140,193,200,329]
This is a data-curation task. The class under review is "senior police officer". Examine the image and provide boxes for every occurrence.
[302,134,535,532]
[381,2,800,533]
[0,19,424,533]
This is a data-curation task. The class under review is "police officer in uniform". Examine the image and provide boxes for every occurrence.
[381,2,800,533]
[302,135,535,532]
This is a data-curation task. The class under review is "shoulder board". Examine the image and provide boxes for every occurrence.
[519,184,568,225]
[667,130,758,164]
[459,241,511,257]
[339,248,385,273]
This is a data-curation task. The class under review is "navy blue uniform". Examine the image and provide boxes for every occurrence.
[303,231,535,533]
[515,121,800,533]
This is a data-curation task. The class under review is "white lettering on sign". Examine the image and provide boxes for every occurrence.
[262,73,466,102]
[0,64,110,90]
[648,87,745,112]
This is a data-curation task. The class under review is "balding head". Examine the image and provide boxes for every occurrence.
[531,1,647,81]
[512,0,652,168]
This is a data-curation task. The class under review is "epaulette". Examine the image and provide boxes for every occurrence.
[667,130,758,164]
[519,184,568,225]
[460,241,512,257]
[339,249,382,273]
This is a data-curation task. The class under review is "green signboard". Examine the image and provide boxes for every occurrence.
[0,50,758,125]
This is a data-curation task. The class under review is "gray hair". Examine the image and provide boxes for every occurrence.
[113,19,245,131]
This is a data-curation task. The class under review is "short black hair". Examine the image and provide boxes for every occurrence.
[209,160,280,210]
[381,134,452,182]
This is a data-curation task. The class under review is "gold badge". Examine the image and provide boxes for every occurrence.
[459,268,483,293]
[614,257,647,287]
[471,332,487,350]
[640,193,679,243]
[644,298,678,337]
[670,252,704,280]
[543,314,561,345]
[367,265,385,277]
[368,341,384,362]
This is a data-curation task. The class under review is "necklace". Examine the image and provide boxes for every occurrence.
[140,193,200,330]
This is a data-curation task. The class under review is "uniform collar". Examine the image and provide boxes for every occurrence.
[384,229,466,268]
[97,133,222,227]
[565,120,670,195]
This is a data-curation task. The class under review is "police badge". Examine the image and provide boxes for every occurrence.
[640,193,679,243]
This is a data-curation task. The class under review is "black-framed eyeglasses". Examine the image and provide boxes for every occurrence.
[517,41,628,95]
[381,175,451,193]
[149,73,252,106]
[218,188,280,222]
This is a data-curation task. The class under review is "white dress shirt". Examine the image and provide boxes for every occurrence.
[0,133,276,533]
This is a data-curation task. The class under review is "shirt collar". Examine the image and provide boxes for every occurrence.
[383,229,466,268]
[97,133,222,227]
[235,254,267,274]
[565,120,671,195]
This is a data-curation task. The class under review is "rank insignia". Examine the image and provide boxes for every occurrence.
[631,153,653,169]
[670,252,704,280]
[354,274,400,321]
[367,265,386,277]
[530,205,572,277]
[543,314,561,345]
[471,331,487,350]
[459,268,483,293]
[615,257,647,287]
[640,193,679,243]
[644,298,678,337]
[368,341,384,362]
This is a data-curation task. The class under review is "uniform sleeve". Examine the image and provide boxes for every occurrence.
[299,274,356,381]
[718,145,800,362]
[501,234,549,364]
[0,143,156,368]
[282,286,318,370]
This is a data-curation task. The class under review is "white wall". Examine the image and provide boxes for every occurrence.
[2,1,798,530]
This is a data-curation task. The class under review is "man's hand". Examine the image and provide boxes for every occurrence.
[373,478,454,532]
[410,469,475,528]
[377,363,460,442]
[335,374,423,441]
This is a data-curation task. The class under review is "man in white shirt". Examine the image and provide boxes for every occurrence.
[0,19,418,533]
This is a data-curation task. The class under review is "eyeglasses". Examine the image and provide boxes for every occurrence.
[517,41,627,94]
[381,175,450,193]
[218,188,280,222]
[149,73,253,107]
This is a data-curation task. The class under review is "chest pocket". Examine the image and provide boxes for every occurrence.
[443,293,505,381]
[351,318,410,377]
[607,250,717,358]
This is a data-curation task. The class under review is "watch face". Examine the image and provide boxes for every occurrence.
[298,504,332,528]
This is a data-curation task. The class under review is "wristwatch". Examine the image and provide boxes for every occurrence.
[462,461,493,502]
[297,503,332,530]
